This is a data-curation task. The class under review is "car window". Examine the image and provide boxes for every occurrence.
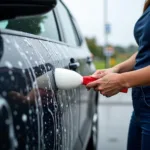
[72,18,84,46]
[0,11,60,41]
[57,2,79,47]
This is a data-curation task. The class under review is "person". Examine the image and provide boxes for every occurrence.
[86,1,150,150]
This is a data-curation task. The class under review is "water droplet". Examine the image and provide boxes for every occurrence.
[18,61,23,67]
[64,128,66,133]
[29,109,32,114]
[6,39,10,44]
[5,61,13,69]
[68,96,71,100]
[11,76,15,81]
[25,51,29,54]
[8,70,13,75]
[56,129,59,133]
[5,119,10,125]
[2,91,7,97]
[47,66,51,70]
[36,109,39,114]
[26,85,29,92]
[22,69,25,74]
[30,57,32,60]
[14,42,20,49]
[0,76,4,82]
[16,125,20,130]
[32,137,35,141]
[27,96,30,101]
[24,39,32,47]
[25,145,29,149]
[35,61,38,65]
[14,139,18,148]
[14,111,18,116]
[22,114,27,122]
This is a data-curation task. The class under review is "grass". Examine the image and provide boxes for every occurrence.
[94,60,105,69]
[93,58,127,70]
[93,54,133,70]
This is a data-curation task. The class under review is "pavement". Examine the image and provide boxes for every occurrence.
[98,89,133,150]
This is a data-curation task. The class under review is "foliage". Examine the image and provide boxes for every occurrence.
[85,37,104,60]
[86,37,138,59]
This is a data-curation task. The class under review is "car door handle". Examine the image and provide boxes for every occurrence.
[69,62,80,70]
[86,57,93,64]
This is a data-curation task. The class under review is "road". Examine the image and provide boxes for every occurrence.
[98,89,133,150]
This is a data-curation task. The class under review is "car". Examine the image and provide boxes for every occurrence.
[0,0,99,150]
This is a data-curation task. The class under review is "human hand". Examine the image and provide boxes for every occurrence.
[86,68,118,91]
[86,73,127,97]
[92,68,118,79]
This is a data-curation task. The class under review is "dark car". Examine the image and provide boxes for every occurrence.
[0,0,99,150]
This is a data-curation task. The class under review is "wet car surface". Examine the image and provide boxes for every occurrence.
[0,1,98,150]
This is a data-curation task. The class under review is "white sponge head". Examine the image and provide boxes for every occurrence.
[54,68,83,90]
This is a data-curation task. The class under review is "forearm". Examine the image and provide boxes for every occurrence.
[121,65,150,88]
[113,52,138,73]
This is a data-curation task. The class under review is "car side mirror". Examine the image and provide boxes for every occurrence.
[0,0,57,20]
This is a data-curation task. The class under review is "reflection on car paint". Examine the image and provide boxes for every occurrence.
[0,97,18,150]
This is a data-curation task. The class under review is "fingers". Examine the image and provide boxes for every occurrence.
[93,85,119,97]
[92,72,107,78]
[86,79,102,88]
[104,90,119,97]
[92,70,105,78]
[94,85,103,91]
[99,72,107,78]
[86,87,90,91]
[100,87,119,97]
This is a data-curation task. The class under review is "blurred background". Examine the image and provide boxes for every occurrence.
[64,0,144,69]
[64,0,144,150]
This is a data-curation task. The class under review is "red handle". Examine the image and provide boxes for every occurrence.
[82,76,97,85]
[83,76,128,93]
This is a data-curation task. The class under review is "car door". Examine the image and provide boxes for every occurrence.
[56,1,97,149]
[0,7,81,150]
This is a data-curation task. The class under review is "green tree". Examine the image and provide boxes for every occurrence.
[114,45,126,53]
[85,37,104,60]
[126,44,138,53]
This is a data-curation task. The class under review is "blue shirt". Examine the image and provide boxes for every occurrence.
[134,6,150,70]
[132,6,150,114]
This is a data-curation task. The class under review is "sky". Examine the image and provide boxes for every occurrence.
[63,0,145,47]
